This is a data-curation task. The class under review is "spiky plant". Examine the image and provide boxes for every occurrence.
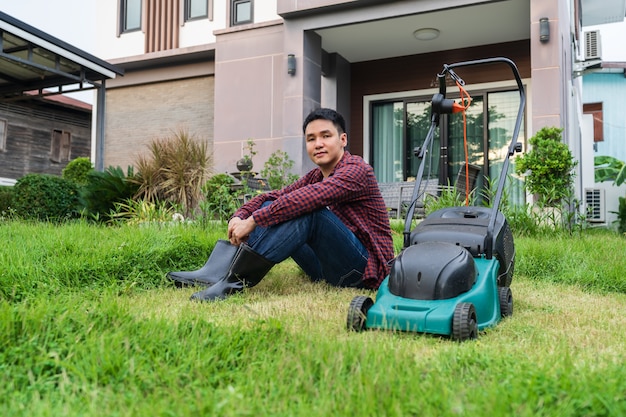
[134,129,212,218]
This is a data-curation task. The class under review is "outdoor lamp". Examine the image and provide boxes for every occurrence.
[540,17,550,43]
[287,54,296,75]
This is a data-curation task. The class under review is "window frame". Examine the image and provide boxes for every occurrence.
[184,0,209,22]
[119,0,142,34]
[230,0,253,26]
[583,102,604,142]
[0,119,6,152]
[50,129,71,163]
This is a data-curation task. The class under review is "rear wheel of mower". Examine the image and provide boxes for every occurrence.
[498,286,513,317]
[347,296,374,332]
[452,303,478,341]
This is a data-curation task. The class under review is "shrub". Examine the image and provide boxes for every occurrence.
[134,129,212,218]
[108,198,178,226]
[81,166,139,221]
[12,174,80,221]
[62,157,93,186]
[515,127,577,206]
[614,196,626,234]
[0,186,14,214]
[260,150,299,190]
[199,173,240,222]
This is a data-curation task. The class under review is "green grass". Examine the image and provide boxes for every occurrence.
[1,220,626,416]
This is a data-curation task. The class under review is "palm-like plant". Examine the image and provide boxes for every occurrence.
[595,156,626,186]
[134,129,212,218]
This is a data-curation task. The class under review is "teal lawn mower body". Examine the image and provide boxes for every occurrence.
[347,58,523,341]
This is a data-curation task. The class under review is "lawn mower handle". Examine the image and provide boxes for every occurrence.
[403,57,526,258]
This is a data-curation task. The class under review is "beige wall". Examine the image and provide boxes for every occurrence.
[213,21,290,175]
[104,76,214,170]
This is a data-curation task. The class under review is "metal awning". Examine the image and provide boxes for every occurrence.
[0,11,124,171]
[0,11,123,100]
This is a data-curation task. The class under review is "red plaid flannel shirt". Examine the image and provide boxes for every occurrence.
[233,152,394,289]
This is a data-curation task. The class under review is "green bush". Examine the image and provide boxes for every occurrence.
[199,173,240,222]
[0,185,13,214]
[260,149,299,190]
[80,166,139,222]
[515,127,577,206]
[614,196,626,234]
[62,157,93,186]
[12,174,80,222]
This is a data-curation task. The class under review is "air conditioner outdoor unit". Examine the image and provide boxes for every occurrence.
[584,188,605,223]
[584,30,602,60]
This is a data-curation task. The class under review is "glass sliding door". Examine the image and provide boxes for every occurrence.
[372,102,403,182]
[446,95,485,191]
[406,101,439,181]
[370,88,525,207]
[487,90,525,206]
[372,99,436,183]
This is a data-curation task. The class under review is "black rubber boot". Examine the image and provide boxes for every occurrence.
[190,244,275,302]
[167,240,238,288]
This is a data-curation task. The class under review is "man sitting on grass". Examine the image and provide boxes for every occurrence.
[168,108,395,302]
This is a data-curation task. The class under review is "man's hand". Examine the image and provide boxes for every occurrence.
[228,216,257,246]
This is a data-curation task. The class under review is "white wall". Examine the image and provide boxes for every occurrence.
[95,1,280,60]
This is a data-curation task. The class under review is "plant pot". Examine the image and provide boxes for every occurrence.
[237,158,253,172]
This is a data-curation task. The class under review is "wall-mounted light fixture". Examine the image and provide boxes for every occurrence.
[539,17,550,43]
[287,54,296,75]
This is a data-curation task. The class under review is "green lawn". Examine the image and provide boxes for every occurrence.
[1,221,625,416]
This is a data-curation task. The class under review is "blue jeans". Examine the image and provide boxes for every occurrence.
[246,203,368,288]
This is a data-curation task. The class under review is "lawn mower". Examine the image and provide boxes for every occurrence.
[347,57,524,341]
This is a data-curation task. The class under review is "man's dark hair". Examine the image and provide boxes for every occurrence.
[302,108,346,135]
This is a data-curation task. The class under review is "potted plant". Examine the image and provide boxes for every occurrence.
[236,139,256,175]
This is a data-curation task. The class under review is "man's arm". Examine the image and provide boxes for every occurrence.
[252,159,369,227]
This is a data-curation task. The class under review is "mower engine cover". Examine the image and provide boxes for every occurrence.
[389,241,477,300]
[410,207,515,287]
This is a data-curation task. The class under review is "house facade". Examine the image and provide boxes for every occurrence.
[0,96,92,184]
[94,0,618,211]
[582,68,626,227]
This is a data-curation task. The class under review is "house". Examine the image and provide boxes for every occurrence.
[582,64,626,227]
[94,0,623,212]
[0,11,124,183]
[0,94,92,182]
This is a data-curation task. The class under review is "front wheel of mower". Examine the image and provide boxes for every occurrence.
[347,296,374,332]
[498,286,513,317]
[452,302,478,341]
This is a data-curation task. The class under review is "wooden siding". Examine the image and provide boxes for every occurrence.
[0,101,91,180]
[350,40,531,156]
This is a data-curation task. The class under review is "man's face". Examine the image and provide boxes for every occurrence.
[304,119,347,176]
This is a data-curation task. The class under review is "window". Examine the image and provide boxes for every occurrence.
[120,0,142,33]
[371,89,526,206]
[185,0,209,21]
[583,102,604,142]
[231,0,252,26]
[51,130,71,163]
[0,119,6,152]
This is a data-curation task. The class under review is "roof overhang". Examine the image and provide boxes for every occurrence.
[0,11,124,102]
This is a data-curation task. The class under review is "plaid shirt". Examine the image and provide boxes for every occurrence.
[233,151,394,289]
